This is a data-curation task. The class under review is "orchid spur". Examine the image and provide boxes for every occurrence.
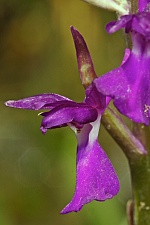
[5,26,119,214]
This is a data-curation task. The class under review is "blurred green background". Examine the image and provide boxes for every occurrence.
[0,0,131,224]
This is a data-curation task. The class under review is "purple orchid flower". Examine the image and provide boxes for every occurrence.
[5,27,119,214]
[94,11,150,125]
[138,0,150,12]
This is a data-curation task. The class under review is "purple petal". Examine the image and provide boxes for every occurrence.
[94,52,150,125]
[103,12,150,125]
[61,134,119,214]
[131,13,150,38]
[94,67,128,99]
[138,0,150,12]
[71,26,97,88]
[106,12,150,39]
[106,15,133,34]
[40,103,98,133]
[5,93,72,110]
[85,82,109,111]
[121,48,130,65]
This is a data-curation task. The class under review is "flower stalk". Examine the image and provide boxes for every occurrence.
[128,142,150,225]
[4,1,150,223]
[124,1,150,224]
[101,108,146,159]
[131,0,138,13]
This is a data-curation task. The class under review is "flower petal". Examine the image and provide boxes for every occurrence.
[106,15,133,34]
[85,82,110,111]
[71,26,97,88]
[106,12,150,39]
[131,13,150,38]
[94,67,128,98]
[61,132,119,214]
[94,52,150,125]
[40,103,98,133]
[5,93,72,110]
[138,0,150,12]
[102,12,150,124]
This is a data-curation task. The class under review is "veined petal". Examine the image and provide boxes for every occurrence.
[61,120,119,214]
[40,103,98,133]
[5,93,72,110]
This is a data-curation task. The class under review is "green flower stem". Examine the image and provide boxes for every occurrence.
[131,0,138,13]
[128,1,150,223]
[128,139,150,225]
[101,107,146,159]
[132,123,148,149]
[127,200,134,225]
[102,107,150,225]
[121,1,150,224]
[130,124,150,225]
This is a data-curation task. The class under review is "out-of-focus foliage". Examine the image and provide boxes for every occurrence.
[1,0,131,224]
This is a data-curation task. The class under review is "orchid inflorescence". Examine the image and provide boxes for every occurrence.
[5,0,150,217]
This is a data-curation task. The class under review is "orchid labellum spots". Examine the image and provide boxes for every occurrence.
[5,27,119,214]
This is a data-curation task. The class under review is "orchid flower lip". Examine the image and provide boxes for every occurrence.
[60,116,120,214]
[5,83,120,213]
[4,26,120,214]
